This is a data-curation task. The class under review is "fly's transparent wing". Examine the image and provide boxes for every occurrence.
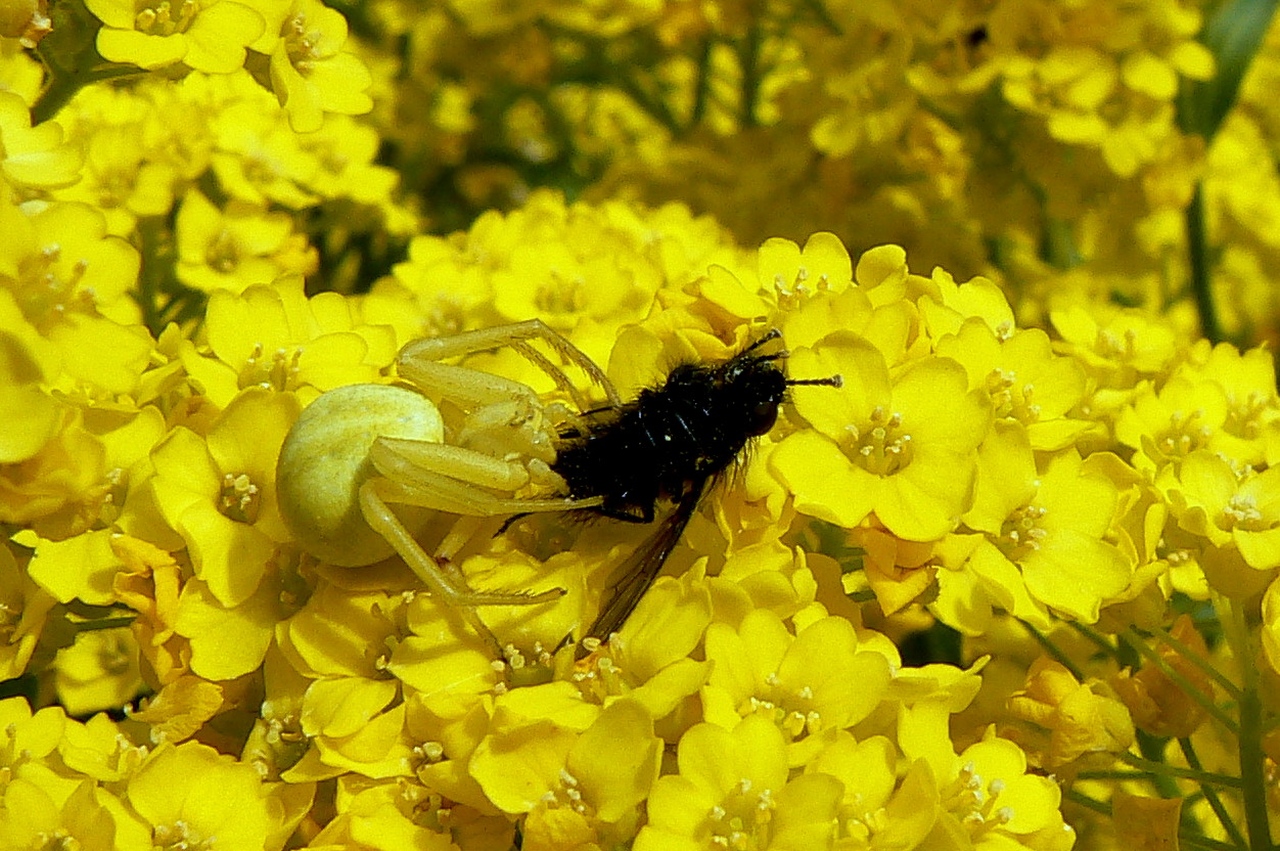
[583,477,708,643]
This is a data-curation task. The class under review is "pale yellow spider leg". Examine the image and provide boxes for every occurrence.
[372,437,603,516]
[435,515,489,566]
[358,480,562,655]
[396,357,542,409]
[398,319,621,407]
[511,339,592,412]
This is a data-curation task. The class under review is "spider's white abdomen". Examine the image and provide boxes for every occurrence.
[277,383,444,566]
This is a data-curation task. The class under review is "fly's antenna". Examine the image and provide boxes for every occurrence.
[739,328,783,358]
[740,329,842,388]
[788,375,843,388]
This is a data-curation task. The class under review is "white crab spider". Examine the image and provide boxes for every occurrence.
[275,320,619,652]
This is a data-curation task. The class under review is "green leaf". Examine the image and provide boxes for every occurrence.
[1179,0,1280,140]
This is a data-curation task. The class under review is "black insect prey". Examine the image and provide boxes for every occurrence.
[548,329,842,644]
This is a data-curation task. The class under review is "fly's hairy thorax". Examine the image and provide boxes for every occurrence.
[550,354,789,523]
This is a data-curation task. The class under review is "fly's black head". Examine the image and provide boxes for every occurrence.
[720,352,789,438]
[720,329,843,438]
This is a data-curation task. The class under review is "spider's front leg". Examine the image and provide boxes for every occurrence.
[396,318,621,411]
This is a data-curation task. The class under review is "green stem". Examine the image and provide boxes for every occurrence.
[796,0,842,34]
[1152,623,1242,700]
[1181,736,1248,849]
[686,37,712,132]
[31,63,143,125]
[1062,787,1111,816]
[1118,628,1237,733]
[1185,183,1222,344]
[1181,834,1256,851]
[614,70,680,135]
[1220,595,1272,851]
[1070,620,1125,663]
[72,616,138,631]
[1041,215,1082,270]
[1115,752,1241,787]
[1133,731,1188,801]
[1076,769,1172,781]
[1019,619,1085,680]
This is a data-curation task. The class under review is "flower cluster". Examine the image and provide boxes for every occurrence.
[2,1,1280,850]
[2,186,1095,848]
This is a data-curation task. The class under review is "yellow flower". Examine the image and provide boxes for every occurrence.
[255,0,373,133]
[715,539,827,621]
[306,778,468,849]
[1262,575,1280,678]
[469,682,599,812]
[475,698,661,847]
[777,245,914,353]
[0,198,148,371]
[702,610,891,764]
[811,33,916,158]
[1164,449,1280,570]
[390,227,505,337]
[993,0,1212,177]
[53,627,144,716]
[276,584,482,780]
[56,711,148,783]
[147,386,298,606]
[181,278,396,408]
[174,564,299,680]
[1006,658,1135,769]
[123,740,272,847]
[565,566,713,723]
[54,81,190,237]
[404,687,497,812]
[636,715,844,850]
[17,405,166,595]
[918,267,1016,342]
[86,0,265,72]
[0,696,66,771]
[945,733,1073,849]
[0,91,82,190]
[1115,376,1227,469]
[0,778,137,851]
[110,536,190,684]
[0,541,54,681]
[1,415,109,534]
[808,733,938,850]
[124,674,223,744]
[297,113,400,206]
[608,566,713,684]
[1207,115,1280,276]
[963,430,1132,623]
[935,319,1090,451]
[1175,341,1280,466]
[175,189,317,294]
[758,232,853,302]
[54,126,178,237]
[1050,303,1180,380]
[773,333,990,541]
[491,237,649,332]
[0,328,59,464]
[209,75,321,208]
[851,525,938,616]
